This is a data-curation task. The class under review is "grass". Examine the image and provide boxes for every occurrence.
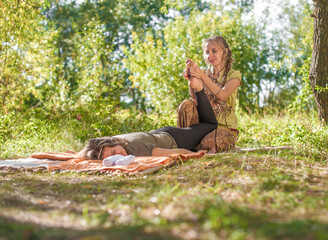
[1,152,328,239]
[1,110,328,239]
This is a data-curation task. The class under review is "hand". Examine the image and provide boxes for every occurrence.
[183,66,190,80]
[183,58,194,80]
[187,59,203,79]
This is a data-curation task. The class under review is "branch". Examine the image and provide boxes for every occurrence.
[205,146,293,156]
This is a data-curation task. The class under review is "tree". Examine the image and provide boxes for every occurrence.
[41,0,209,111]
[309,0,328,122]
[0,0,46,112]
[124,8,288,114]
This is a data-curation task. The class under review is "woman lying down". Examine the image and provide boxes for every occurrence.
[78,77,218,165]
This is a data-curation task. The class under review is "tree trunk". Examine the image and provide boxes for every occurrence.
[309,0,328,122]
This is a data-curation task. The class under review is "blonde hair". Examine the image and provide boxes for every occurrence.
[202,36,234,83]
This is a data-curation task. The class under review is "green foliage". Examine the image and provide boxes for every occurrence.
[289,58,316,113]
[0,106,176,159]
[124,8,285,113]
[34,0,209,112]
[160,0,206,13]
[1,0,210,114]
[0,0,47,112]
[0,0,324,161]
[1,105,327,162]
[287,1,315,113]
[1,0,315,116]
[2,2,328,239]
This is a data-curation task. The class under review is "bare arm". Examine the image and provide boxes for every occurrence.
[152,147,194,156]
[201,73,240,101]
[188,59,240,101]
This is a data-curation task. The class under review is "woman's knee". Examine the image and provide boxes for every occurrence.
[177,99,197,114]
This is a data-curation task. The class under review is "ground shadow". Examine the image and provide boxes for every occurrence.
[0,215,181,240]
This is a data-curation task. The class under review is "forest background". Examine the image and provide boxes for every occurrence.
[2,0,328,239]
[0,0,326,160]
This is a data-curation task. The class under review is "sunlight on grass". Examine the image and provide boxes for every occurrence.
[238,112,328,161]
[1,151,328,239]
[1,110,328,239]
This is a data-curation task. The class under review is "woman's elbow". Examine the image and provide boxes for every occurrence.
[217,93,229,101]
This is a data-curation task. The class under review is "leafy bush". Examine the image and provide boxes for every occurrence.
[0,106,176,159]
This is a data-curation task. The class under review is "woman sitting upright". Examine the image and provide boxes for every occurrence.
[179,35,242,153]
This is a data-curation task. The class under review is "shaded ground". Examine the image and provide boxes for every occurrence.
[1,150,328,240]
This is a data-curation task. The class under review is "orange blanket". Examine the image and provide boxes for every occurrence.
[31,151,206,174]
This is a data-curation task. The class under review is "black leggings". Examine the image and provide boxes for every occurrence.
[152,89,218,150]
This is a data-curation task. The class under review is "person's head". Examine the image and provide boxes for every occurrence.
[78,137,128,160]
[202,36,233,80]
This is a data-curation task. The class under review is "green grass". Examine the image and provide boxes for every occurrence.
[237,111,328,161]
[1,152,328,239]
[1,110,328,239]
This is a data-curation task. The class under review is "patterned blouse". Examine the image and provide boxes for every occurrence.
[203,68,242,129]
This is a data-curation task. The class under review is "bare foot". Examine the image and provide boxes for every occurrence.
[189,77,203,92]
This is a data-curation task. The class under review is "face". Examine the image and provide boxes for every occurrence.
[204,41,226,68]
[101,145,127,159]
